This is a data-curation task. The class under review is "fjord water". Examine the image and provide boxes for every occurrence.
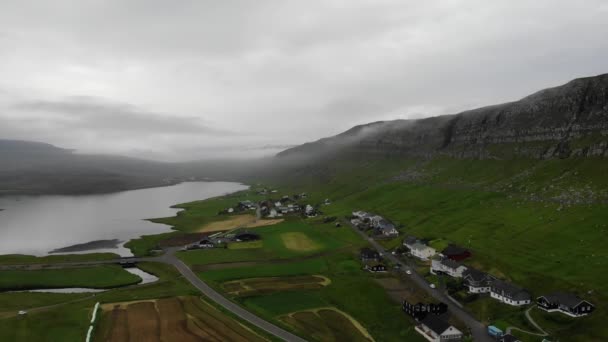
[0,181,248,256]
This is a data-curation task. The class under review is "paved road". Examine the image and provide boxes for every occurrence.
[158,248,307,342]
[1,248,307,342]
[349,225,493,342]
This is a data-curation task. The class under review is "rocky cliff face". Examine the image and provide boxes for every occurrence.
[278,73,608,160]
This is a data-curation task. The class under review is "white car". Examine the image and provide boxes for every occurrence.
[18,310,27,315]
[406,270,412,275]
[429,283,436,289]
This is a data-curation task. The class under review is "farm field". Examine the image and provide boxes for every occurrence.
[281,307,373,342]
[0,265,142,291]
[197,214,283,233]
[95,296,269,342]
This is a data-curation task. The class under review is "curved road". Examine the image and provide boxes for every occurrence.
[1,248,306,342]
[158,248,307,342]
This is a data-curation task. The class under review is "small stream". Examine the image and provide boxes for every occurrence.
[12,267,159,293]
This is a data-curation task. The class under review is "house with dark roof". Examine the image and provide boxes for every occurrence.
[415,315,463,342]
[431,257,468,278]
[198,238,215,248]
[501,334,522,342]
[403,236,418,248]
[364,263,388,273]
[462,268,495,293]
[234,231,260,242]
[376,219,399,237]
[537,293,595,317]
[441,245,471,261]
[360,248,381,262]
[402,300,448,321]
[490,279,531,306]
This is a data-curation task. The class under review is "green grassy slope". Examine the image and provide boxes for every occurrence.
[262,155,608,341]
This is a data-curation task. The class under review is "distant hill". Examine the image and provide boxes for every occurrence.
[278,73,608,161]
[0,139,183,195]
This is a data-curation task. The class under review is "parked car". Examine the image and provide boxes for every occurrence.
[406,270,412,275]
[429,283,436,289]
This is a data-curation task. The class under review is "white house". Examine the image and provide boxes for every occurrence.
[430,258,468,278]
[490,279,531,306]
[268,208,278,218]
[410,242,436,260]
[415,315,463,342]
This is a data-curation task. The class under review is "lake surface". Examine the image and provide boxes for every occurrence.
[0,182,248,256]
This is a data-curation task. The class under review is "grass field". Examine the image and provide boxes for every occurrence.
[0,253,119,265]
[178,219,358,267]
[281,232,321,252]
[281,307,373,342]
[222,275,330,297]
[266,156,608,341]
[95,296,269,342]
[0,265,142,291]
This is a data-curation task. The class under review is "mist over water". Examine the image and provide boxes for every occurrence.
[0,181,248,256]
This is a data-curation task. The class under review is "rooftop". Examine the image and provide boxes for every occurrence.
[420,315,450,335]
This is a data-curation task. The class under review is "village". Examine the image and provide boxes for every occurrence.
[178,191,596,342]
[350,210,596,342]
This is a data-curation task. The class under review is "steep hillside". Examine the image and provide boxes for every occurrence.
[278,73,608,160]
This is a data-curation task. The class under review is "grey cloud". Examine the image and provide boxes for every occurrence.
[12,97,230,136]
[0,1,607,160]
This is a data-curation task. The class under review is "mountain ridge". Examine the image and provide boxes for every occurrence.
[278,73,608,161]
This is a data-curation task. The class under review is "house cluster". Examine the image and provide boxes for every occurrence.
[258,193,319,218]
[351,211,399,237]
[184,230,261,250]
[359,248,388,273]
[404,236,596,315]
[255,188,279,195]
[219,200,256,215]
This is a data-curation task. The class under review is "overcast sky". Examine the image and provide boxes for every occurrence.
[1,1,607,161]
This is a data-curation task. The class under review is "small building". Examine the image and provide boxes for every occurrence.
[403,235,418,248]
[441,245,471,261]
[198,238,215,249]
[370,215,385,228]
[305,204,316,217]
[415,315,463,342]
[536,293,595,317]
[501,334,521,342]
[402,300,448,321]
[237,200,255,210]
[352,211,369,219]
[490,279,531,306]
[376,220,399,236]
[268,208,278,218]
[365,263,387,273]
[360,248,381,262]
[410,242,436,260]
[431,258,468,278]
[234,231,261,242]
[462,268,494,293]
